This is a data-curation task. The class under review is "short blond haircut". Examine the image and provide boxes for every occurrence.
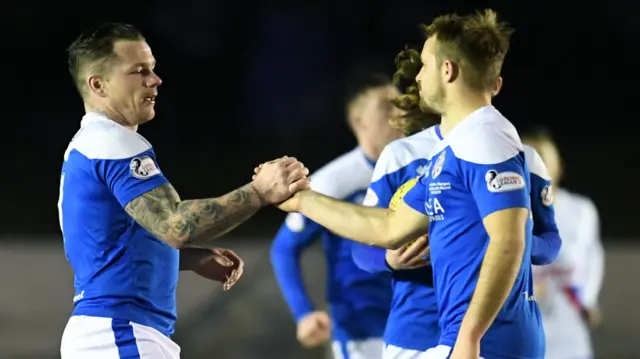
[424,9,514,91]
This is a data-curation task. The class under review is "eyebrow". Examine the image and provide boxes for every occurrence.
[131,61,156,69]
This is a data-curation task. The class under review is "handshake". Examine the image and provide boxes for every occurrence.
[250,156,310,212]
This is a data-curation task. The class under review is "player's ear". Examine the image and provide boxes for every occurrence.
[442,60,458,84]
[88,75,107,97]
[493,77,503,97]
[348,115,362,132]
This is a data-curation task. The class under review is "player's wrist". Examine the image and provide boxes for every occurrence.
[295,309,315,323]
[296,190,313,212]
[247,182,268,207]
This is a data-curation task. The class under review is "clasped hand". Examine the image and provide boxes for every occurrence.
[251,156,310,209]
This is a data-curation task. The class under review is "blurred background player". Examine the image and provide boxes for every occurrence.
[351,47,561,359]
[59,23,309,359]
[523,128,605,359]
[270,71,403,359]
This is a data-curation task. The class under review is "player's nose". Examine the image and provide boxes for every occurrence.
[147,73,162,88]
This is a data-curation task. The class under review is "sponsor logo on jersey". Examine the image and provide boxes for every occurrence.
[130,156,161,179]
[485,170,525,192]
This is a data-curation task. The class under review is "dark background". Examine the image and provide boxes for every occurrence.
[1,0,636,239]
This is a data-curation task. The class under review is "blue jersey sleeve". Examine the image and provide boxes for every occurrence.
[94,148,169,208]
[270,213,324,321]
[524,145,561,265]
[529,175,561,265]
[460,154,529,218]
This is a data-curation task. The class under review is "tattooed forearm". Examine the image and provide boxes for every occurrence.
[125,182,266,247]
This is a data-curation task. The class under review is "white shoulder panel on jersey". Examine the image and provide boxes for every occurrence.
[449,107,523,165]
[369,126,440,183]
[66,113,152,161]
[523,144,551,180]
[309,147,374,200]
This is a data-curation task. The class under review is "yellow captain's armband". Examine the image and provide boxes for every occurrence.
[389,177,421,245]
[389,177,419,211]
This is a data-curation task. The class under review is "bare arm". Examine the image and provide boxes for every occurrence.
[295,190,428,249]
[126,182,265,248]
[458,207,528,341]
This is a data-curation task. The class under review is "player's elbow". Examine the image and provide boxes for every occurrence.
[366,226,400,249]
[383,236,405,250]
[366,212,406,249]
[382,221,421,250]
[160,219,196,249]
[378,229,409,250]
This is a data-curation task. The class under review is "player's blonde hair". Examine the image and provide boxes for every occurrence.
[425,9,514,92]
[389,47,439,135]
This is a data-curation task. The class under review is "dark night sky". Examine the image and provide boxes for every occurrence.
[1,0,636,239]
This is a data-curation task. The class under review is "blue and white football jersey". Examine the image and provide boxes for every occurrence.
[58,112,179,337]
[403,106,544,359]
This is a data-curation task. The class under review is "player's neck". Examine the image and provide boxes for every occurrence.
[439,90,492,137]
[358,141,382,162]
[84,104,139,132]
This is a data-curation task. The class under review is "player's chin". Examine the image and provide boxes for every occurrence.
[138,107,156,123]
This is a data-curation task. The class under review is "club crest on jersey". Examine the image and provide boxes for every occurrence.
[485,170,525,192]
[362,188,379,206]
[130,156,161,179]
[541,185,554,206]
[431,151,446,179]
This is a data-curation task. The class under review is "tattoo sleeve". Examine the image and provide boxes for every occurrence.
[125,182,266,247]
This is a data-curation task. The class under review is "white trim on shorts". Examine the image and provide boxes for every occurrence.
[60,315,180,359]
[331,338,384,359]
[384,344,486,359]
